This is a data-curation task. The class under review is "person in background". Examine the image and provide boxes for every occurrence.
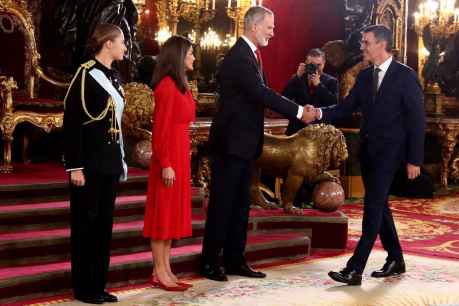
[143,35,196,292]
[283,48,338,136]
[135,55,157,87]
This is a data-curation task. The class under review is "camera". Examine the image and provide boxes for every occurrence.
[305,63,319,75]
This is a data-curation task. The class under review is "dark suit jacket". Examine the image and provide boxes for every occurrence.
[283,73,338,135]
[63,59,124,176]
[208,38,300,160]
[321,60,425,169]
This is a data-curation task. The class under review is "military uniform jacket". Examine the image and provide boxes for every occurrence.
[63,59,125,176]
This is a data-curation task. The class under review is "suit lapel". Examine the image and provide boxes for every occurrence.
[237,38,265,84]
[238,38,258,67]
[376,60,399,98]
[362,69,374,105]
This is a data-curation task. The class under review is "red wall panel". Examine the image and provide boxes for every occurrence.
[261,0,344,92]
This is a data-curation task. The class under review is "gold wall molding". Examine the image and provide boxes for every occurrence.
[375,0,406,62]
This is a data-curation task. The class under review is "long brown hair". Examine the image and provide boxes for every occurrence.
[86,23,123,56]
[151,35,193,93]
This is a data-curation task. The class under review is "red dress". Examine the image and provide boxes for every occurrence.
[143,76,196,239]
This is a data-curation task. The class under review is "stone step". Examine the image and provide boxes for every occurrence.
[0,190,205,232]
[0,232,311,305]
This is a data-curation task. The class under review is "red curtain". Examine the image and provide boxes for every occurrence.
[261,0,345,92]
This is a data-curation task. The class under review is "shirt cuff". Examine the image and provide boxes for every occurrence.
[317,108,323,120]
[66,167,84,172]
[296,106,304,119]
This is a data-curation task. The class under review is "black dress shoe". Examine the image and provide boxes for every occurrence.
[200,264,228,281]
[101,291,118,303]
[371,260,406,278]
[225,263,266,278]
[328,268,362,286]
[74,294,104,304]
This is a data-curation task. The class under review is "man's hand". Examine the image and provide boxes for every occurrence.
[162,167,175,188]
[308,72,320,87]
[304,104,315,112]
[406,163,420,180]
[301,107,318,124]
[70,170,85,187]
[296,63,305,77]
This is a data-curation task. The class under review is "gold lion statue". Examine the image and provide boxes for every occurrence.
[250,124,348,214]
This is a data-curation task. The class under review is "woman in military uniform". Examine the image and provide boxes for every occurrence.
[63,23,127,304]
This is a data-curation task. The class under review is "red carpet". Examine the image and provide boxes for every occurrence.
[0,162,148,186]
[0,232,305,280]
[0,206,339,241]
[0,195,146,212]
[342,194,459,260]
[0,162,348,304]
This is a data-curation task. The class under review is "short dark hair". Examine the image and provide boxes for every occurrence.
[362,24,393,52]
[152,35,193,93]
[307,48,325,59]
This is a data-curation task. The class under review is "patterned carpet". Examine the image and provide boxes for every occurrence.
[39,251,459,306]
[342,194,459,259]
[27,194,459,306]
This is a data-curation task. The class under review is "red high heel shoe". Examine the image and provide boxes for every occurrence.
[150,277,188,292]
[176,281,193,288]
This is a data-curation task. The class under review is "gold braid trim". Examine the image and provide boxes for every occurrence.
[63,68,83,110]
[64,60,119,140]
[63,60,97,110]
[80,66,112,124]
[107,97,120,141]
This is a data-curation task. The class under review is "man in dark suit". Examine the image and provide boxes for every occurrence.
[283,48,338,135]
[307,25,425,285]
[201,6,316,282]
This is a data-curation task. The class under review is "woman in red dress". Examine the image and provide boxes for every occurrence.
[143,35,196,291]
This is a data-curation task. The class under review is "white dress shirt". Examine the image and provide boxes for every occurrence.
[316,56,394,121]
[240,35,304,120]
[374,56,392,89]
[241,35,257,59]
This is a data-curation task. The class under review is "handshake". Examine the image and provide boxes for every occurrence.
[301,104,321,124]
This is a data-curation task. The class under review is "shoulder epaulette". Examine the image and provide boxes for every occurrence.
[63,60,96,110]
[81,60,96,70]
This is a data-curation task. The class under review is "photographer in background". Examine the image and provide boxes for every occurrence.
[283,48,338,135]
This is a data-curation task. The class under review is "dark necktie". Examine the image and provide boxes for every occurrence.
[255,49,263,71]
[372,67,381,101]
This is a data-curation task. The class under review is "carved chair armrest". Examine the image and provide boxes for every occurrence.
[0,75,18,116]
[34,65,70,89]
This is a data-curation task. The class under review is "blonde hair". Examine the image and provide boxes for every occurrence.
[86,23,123,56]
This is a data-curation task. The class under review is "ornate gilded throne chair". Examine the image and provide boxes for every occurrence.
[0,0,68,172]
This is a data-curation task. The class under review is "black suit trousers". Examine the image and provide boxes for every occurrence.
[346,143,404,273]
[201,154,253,268]
[69,171,119,297]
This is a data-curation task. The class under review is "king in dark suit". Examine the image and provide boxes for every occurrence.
[309,25,425,285]
[200,6,316,282]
